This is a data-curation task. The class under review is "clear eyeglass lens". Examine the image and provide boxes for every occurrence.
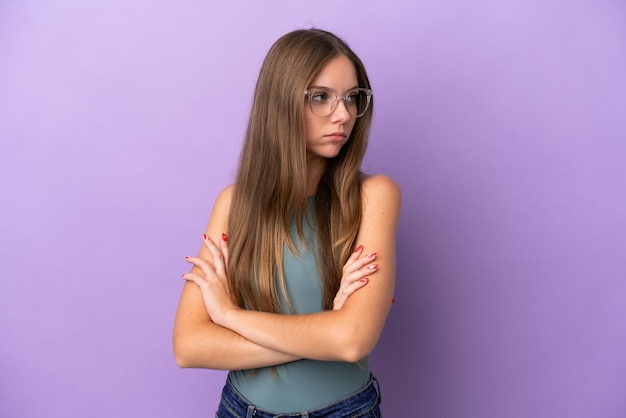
[306,89,371,118]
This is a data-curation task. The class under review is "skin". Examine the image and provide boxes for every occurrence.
[173,54,401,369]
[304,54,358,194]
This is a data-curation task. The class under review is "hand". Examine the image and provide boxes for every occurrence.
[182,233,237,324]
[333,245,379,310]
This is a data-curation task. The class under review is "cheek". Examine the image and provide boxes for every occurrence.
[346,119,357,136]
[304,113,319,140]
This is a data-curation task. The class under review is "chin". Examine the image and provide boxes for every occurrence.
[310,145,345,160]
[315,151,342,160]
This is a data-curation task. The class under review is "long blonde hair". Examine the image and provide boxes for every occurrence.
[227,29,374,312]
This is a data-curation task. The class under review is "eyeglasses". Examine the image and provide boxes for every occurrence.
[304,88,373,118]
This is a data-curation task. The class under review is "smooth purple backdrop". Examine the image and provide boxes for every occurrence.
[1,1,625,417]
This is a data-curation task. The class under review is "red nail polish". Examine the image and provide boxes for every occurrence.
[359,278,368,283]
[222,233,228,242]
[354,244,363,253]
[203,233,207,240]
[367,264,378,270]
[392,298,396,305]
[367,252,377,258]
[185,256,189,259]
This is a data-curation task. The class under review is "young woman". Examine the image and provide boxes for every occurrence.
[173,28,401,417]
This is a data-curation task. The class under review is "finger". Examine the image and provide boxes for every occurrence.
[343,257,379,280]
[337,266,378,301]
[203,235,227,276]
[333,278,369,310]
[202,233,220,253]
[346,277,369,293]
[340,277,369,297]
[349,244,364,261]
[341,245,365,275]
[344,247,376,269]
[181,271,208,287]
[355,253,378,271]
[220,232,229,268]
[185,255,215,270]
[185,255,217,281]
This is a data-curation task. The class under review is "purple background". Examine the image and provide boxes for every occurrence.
[1,1,625,417]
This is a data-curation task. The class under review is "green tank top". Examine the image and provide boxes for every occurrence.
[228,197,370,413]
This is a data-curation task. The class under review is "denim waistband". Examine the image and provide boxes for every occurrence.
[217,373,381,418]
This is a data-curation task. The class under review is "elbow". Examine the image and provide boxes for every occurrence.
[341,350,367,364]
[173,334,194,368]
[340,343,373,364]
[174,352,191,369]
[173,329,226,370]
[336,331,376,363]
[175,358,189,368]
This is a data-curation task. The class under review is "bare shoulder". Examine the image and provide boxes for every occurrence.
[207,184,235,235]
[215,184,235,206]
[361,174,402,211]
[212,184,236,216]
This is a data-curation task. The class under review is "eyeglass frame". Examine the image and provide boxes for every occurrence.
[303,87,373,118]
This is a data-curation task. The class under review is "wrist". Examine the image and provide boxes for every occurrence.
[214,305,239,329]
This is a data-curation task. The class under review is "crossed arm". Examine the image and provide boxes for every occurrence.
[173,174,401,369]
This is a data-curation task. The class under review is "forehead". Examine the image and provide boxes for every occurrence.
[309,54,358,91]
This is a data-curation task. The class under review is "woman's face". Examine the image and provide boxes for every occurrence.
[304,54,358,162]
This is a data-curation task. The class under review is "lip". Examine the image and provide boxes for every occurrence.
[325,132,347,141]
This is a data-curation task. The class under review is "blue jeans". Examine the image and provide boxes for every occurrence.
[215,374,382,418]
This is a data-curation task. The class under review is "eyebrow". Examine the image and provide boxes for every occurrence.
[307,85,360,92]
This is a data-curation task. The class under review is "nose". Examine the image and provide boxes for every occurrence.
[331,98,351,122]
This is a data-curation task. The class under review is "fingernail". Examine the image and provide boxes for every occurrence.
[354,244,363,253]
[360,278,369,283]
[203,233,207,240]
[367,252,377,258]
[392,298,396,305]
[185,256,189,259]
[222,233,228,242]
[367,264,379,270]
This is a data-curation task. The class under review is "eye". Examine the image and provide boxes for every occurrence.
[345,92,359,104]
[310,91,329,103]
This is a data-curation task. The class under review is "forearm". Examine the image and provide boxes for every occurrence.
[173,319,300,370]
[216,302,388,363]
[174,277,300,370]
